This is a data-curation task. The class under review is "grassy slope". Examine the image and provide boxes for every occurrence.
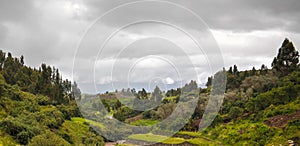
[129,119,158,126]
[128,132,220,145]
[0,78,105,145]
[200,98,300,145]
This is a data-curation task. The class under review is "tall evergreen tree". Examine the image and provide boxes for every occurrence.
[71,81,81,100]
[151,86,163,102]
[206,76,212,87]
[0,50,5,71]
[272,38,299,75]
[228,66,233,74]
[251,67,256,76]
[20,55,24,65]
[260,64,268,75]
[233,65,239,76]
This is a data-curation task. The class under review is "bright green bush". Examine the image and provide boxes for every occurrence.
[41,108,64,129]
[201,120,281,145]
[284,119,300,144]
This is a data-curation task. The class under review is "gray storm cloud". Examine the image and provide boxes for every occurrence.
[0,0,299,93]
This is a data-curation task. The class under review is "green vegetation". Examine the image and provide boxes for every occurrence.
[0,51,104,145]
[130,119,158,126]
[0,38,299,145]
[162,137,185,144]
[128,133,219,145]
[187,138,218,146]
[128,133,169,142]
[198,38,300,145]
[177,131,202,137]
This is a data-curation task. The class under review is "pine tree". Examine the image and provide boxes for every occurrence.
[233,65,239,76]
[71,81,81,100]
[251,67,256,76]
[20,55,24,65]
[0,51,5,71]
[272,38,299,75]
[228,66,233,74]
[206,76,212,87]
[260,64,268,75]
[151,86,162,102]
[138,88,148,99]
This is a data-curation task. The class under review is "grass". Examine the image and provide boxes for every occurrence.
[0,131,18,146]
[71,117,105,129]
[187,138,219,146]
[200,120,282,145]
[128,133,169,142]
[263,99,300,118]
[162,137,185,144]
[128,133,220,145]
[164,96,178,102]
[130,119,158,126]
[71,117,86,123]
[177,131,202,137]
[59,120,90,144]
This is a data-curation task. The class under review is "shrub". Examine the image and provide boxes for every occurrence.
[228,106,244,119]
[40,108,65,129]
[0,116,40,145]
[28,131,71,146]
[16,131,31,145]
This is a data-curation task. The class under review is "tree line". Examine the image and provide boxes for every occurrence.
[0,50,80,104]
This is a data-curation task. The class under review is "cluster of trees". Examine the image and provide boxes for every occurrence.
[197,39,300,145]
[0,50,80,104]
[0,82,82,145]
[0,53,102,145]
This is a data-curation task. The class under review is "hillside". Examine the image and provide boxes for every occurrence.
[0,52,104,145]
[0,38,299,146]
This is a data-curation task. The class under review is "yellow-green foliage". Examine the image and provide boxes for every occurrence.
[162,137,185,144]
[201,120,282,145]
[0,131,18,146]
[0,80,104,145]
[163,96,178,103]
[187,138,218,146]
[177,131,201,137]
[28,131,71,146]
[72,117,105,129]
[130,119,158,126]
[263,99,300,118]
[128,133,218,145]
[59,120,104,146]
[128,133,169,142]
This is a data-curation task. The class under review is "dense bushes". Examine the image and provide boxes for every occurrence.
[0,116,41,144]
[0,74,6,96]
[284,119,300,144]
[228,106,244,119]
[202,121,280,145]
[247,84,300,113]
[28,131,71,146]
[57,103,81,120]
[113,106,141,121]
[263,100,300,118]
[240,75,278,95]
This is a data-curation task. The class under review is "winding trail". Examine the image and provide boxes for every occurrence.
[105,142,116,146]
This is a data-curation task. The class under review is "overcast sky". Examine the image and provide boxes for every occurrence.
[0,0,299,93]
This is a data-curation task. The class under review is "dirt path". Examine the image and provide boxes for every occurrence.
[105,142,116,146]
[265,109,300,129]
